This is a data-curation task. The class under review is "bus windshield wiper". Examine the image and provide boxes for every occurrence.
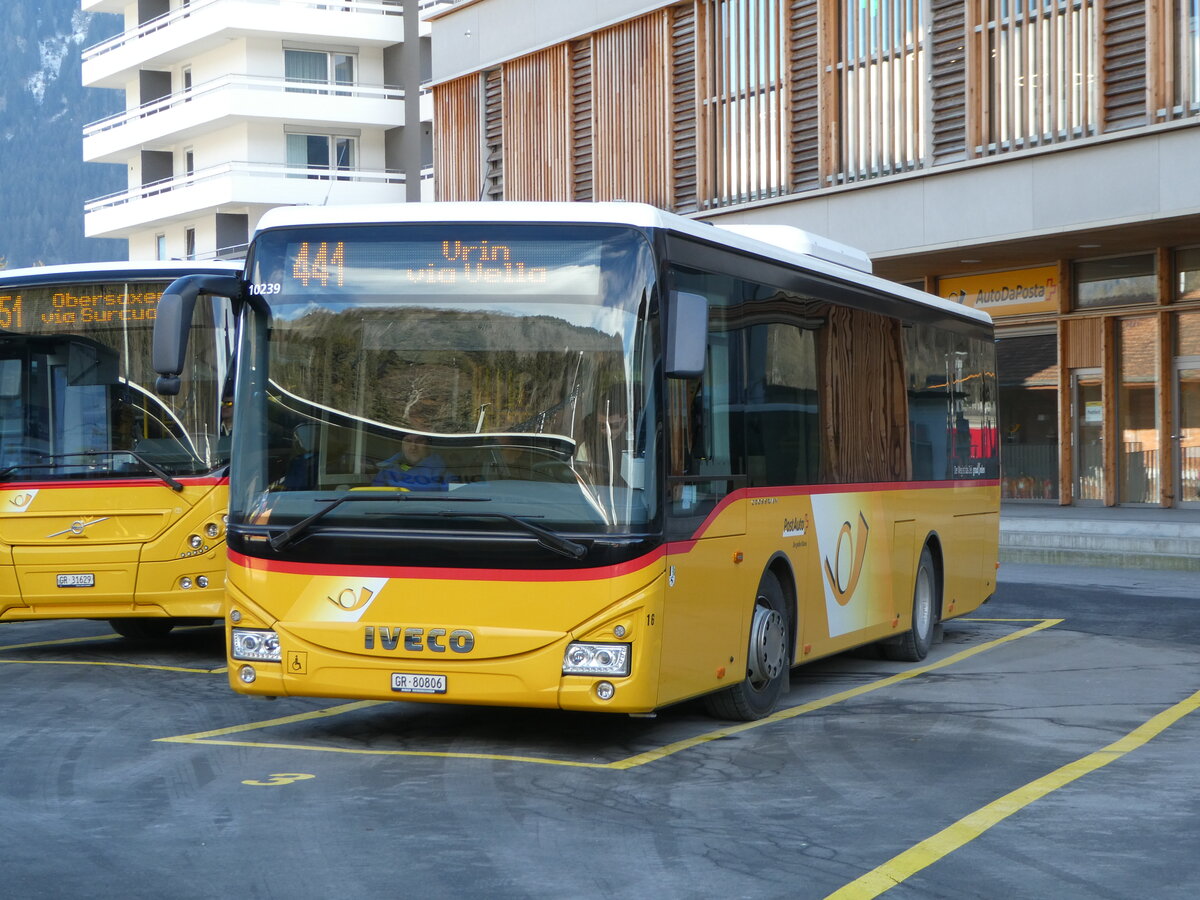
[434,510,587,560]
[0,450,184,491]
[268,491,489,551]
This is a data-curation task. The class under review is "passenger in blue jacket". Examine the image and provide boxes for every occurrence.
[373,433,452,491]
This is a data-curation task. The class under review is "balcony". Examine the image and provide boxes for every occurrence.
[83,160,435,239]
[82,0,423,88]
[83,75,433,163]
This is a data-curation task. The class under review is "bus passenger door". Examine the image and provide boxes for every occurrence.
[658,357,754,707]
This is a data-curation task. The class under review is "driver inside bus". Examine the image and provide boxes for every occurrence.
[373,433,454,491]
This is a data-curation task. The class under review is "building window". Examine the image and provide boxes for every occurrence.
[155,234,167,260]
[287,133,356,178]
[1074,254,1157,309]
[1118,316,1159,504]
[284,49,355,93]
[997,333,1059,500]
[1165,0,1200,118]
[185,227,196,260]
[835,0,924,181]
[184,147,195,177]
[701,0,788,205]
[975,0,1097,153]
[1177,247,1200,300]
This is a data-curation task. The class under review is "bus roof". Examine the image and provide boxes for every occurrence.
[0,259,242,288]
[253,202,991,326]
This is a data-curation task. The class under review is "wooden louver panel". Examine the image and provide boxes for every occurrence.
[482,68,504,200]
[671,2,699,213]
[432,75,481,201]
[502,46,572,201]
[788,0,820,191]
[929,0,968,163]
[1100,0,1147,130]
[571,38,594,202]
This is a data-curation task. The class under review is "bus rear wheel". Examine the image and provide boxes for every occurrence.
[704,570,789,721]
[882,545,938,662]
[109,619,175,640]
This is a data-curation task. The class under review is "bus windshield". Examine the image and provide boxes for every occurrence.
[234,223,660,540]
[0,280,233,480]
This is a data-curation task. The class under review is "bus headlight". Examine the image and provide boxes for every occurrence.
[205,522,221,539]
[231,628,281,662]
[562,642,630,677]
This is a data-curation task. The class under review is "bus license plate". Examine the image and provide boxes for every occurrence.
[391,673,446,694]
[57,574,95,588]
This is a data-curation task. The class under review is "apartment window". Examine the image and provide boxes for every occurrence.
[185,227,196,261]
[184,148,195,177]
[975,0,1098,153]
[287,133,356,178]
[155,234,167,260]
[1074,255,1157,309]
[182,66,192,93]
[285,49,356,93]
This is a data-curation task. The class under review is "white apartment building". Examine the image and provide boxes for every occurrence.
[81,0,436,260]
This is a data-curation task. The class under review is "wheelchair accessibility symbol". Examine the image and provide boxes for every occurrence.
[287,651,308,674]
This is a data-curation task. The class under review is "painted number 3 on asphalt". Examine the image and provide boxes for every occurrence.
[242,773,316,786]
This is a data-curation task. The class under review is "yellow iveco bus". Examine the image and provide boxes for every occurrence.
[0,261,241,638]
[153,203,998,719]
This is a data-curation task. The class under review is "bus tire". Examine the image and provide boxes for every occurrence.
[109,619,175,640]
[882,545,938,662]
[703,570,789,721]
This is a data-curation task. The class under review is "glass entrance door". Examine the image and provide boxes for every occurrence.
[1073,370,1105,504]
[1176,362,1200,507]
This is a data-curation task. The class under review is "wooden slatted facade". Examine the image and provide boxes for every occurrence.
[432,0,1183,205]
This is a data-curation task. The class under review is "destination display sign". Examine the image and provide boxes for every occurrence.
[251,233,604,299]
[0,282,165,332]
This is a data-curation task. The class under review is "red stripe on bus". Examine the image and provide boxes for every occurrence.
[0,476,228,490]
[227,546,669,583]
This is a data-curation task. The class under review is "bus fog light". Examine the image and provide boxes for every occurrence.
[179,577,192,590]
[232,628,281,662]
[562,642,630,676]
[188,534,203,550]
[197,576,209,588]
[595,681,615,701]
[238,665,257,684]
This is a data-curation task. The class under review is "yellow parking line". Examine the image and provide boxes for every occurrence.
[0,633,123,651]
[157,618,1061,769]
[827,686,1200,899]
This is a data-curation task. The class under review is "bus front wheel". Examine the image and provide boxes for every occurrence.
[703,570,789,721]
[882,545,939,662]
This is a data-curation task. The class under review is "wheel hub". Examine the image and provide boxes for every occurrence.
[748,604,786,688]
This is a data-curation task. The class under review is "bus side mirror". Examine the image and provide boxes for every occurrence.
[152,274,242,395]
[665,290,707,379]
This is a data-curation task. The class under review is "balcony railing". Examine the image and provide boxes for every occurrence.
[82,0,429,64]
[83,74,431,138]
[84,160,431,215]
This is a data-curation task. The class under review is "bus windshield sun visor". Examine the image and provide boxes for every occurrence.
[152,274,243,395]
